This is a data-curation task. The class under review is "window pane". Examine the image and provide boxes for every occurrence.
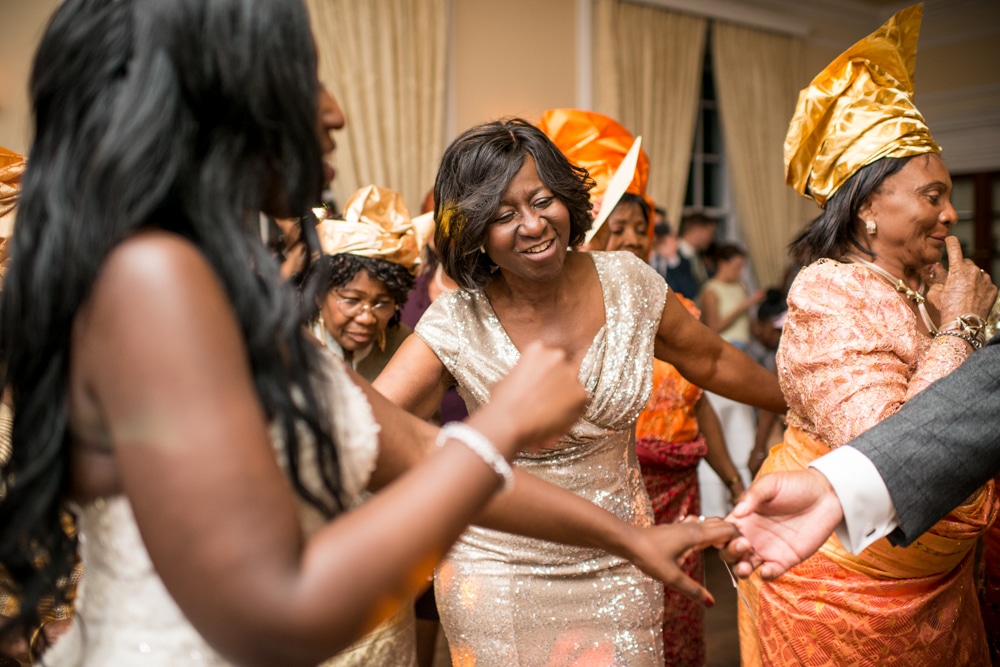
[703,105,721,156]
[951,178,975,261]
[704,162,723,208]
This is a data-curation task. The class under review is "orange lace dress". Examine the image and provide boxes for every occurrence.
[738,259,997,666]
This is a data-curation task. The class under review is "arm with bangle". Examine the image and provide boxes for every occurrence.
[369,336,739,605]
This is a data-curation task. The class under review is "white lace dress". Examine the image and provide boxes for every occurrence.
[42,353,414,666]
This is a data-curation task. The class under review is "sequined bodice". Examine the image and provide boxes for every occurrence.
[42,353,381,666]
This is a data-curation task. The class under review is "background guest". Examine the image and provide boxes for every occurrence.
[677,212,718,289]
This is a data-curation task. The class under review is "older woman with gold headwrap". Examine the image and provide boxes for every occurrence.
[301,185,428,384]
[298,186,430,665]
[737,6,998,665]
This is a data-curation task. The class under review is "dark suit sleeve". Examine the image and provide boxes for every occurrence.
[847,334,1000,546]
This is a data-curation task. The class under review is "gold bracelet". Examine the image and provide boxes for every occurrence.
[725,475,743,489]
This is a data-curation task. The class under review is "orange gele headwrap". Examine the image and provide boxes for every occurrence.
[315,185,429,275]
[784,4,940,208]
[537,109,654,224]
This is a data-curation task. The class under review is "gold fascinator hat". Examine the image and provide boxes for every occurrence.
[0,147,26,283]
[315,184,427,274]
[537,109,653,243]
[784,4,940,208]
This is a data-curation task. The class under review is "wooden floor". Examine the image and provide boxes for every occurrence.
[703,547,743,667]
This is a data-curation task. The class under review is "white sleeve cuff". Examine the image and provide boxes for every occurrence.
[809,446,898,554]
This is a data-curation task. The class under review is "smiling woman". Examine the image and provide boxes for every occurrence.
[373,118,784,666]
[737,6,1000,665]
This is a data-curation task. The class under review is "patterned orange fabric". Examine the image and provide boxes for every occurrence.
[738,260,998,666]
[740,427,994,666]
[636,294,701,443]
[978,476,1000,665]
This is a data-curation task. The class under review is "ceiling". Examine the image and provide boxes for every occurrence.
[643,0,1000,50]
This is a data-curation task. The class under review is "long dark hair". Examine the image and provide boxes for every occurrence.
[433,118,595,290]
[0,0,342,639]
[790,156,916,265]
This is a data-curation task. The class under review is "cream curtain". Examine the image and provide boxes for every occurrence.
[711,22,808,289]
[593,0,707,231]
[305,0,446,214]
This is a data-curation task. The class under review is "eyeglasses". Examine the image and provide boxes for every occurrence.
[332,291,396,319]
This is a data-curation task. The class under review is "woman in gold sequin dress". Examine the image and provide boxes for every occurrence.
[737,6,999,665]
[375,119,786,666]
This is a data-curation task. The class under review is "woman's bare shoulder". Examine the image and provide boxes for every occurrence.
[95,231,220,297]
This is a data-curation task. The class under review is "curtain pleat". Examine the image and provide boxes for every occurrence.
[594,0,707,232]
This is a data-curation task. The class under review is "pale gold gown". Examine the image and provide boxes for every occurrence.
[416,251,667,666]
[43,353,416,666]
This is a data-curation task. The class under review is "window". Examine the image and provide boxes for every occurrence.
[683,40,731,235]
[951,171,1000,280]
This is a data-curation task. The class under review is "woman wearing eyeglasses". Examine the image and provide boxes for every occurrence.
[298,185,433,664]
[301,185,428,384]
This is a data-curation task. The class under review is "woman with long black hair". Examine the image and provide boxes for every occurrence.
[0,1,592,664]
[0,1,739,665]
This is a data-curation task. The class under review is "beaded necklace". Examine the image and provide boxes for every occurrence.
[847,253,937,334]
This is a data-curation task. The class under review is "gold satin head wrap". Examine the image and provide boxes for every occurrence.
[0,147,26,282]
[315,185,426,274]
[784,4,940,208]
[1,148,25,238]
[537,109,653,220]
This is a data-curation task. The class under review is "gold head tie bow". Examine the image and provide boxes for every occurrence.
[314,184,427,274]
[784,4,940,207]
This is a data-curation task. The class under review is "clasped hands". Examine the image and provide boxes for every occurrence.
[717,468,844,580]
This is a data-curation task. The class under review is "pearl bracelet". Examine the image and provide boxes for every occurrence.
[436,422,515,492]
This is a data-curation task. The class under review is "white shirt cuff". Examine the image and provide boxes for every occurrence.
[809,446,898,554]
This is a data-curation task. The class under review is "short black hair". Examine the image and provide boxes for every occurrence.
[757,288,787,322]
[679,212,718,236]
[433,118,595,290]
[712,242,747,263]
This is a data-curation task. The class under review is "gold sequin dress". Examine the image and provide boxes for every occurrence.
[42,353,417,666]
[416,251,667,666]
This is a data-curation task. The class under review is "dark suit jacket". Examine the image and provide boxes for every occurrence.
[848,333,1000,546]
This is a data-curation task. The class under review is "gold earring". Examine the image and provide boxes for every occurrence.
[313,312,328,347]
[866,220,877,235]
[377,328,387,351]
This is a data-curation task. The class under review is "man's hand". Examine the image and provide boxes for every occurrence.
[721,469,843,580]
